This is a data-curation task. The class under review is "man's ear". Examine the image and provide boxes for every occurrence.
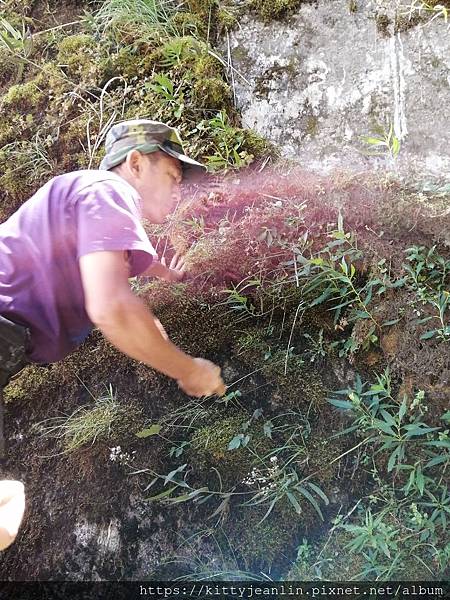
[124,150,143,178]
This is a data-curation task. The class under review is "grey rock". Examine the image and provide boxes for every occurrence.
[225,0,450,181]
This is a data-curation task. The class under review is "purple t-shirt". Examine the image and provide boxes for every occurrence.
[0,170,157,363]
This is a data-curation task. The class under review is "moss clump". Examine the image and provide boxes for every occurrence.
[242,128,275,158]
[0,76,49,150]
[223,503,299,568]
[56,34,109,85]
[193,77,231,110]
[304,436,341,483]
[250,0,306,21]
[0,137,55,214]
[217,7,238,30]
[375,13,391,37]
[2,80,45,111]
[189,412,267,486]
[4,364,58,405]
[170,11,206,37]
[186,0,218,21]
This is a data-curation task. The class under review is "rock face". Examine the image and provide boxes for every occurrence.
[227,0,450,180]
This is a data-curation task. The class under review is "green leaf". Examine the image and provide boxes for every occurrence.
[287,491,302,514]
[416,468,425,496]
[363,136,386,146]
[380,409,397,427]
[228,434,243,450]
[146,486,177,502]
[136,424,161,438]
[425,455,448,469]
[382,318,400,327]
[374,420,396,436]
[420,330,437,340]
[169,487,209,504]
[404,424,440,436]
[307,482,329,505]
[399,397,407,421]
[387,446,401,472]
[310,288,333,307]
[164,464,187,485]
[257,497,278,524]
[426,439,450,449]
[328,399,354,410]
[263,421,273,438]
[297,485,324,520]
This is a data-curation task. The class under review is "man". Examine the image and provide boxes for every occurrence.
[0,118,226,435]
[0,120,225,546]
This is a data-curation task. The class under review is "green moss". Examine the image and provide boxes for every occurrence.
[186,0,218,21]
[287,530,365,579]
[250,0,307,21]
[143,281,234,356]
[375,13,391,37]
[223,503,300,567]
[3,364,58,404]
[189,412,267,486]
[2,80,45,110]
[0,137,54,209]
[170,11,206,36]
[217,7,238,30]
[193,76,231,110]
[240,129,272,159]
[348,0,358,12]
[305,436,341,483]
[305,115,319,137]
[56,34,107,84]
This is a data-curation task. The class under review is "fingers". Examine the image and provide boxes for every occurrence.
[169,253,186,272]
[214,381,227,397]
[153,318,168,341]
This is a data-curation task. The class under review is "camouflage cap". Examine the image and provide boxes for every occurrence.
[99,119,205,171]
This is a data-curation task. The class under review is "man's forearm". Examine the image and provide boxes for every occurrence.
[94,295,194,380]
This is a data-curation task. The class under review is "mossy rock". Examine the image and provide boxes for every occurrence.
[263,351,328,410]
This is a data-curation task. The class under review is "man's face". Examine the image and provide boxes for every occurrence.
[137,153,182,223]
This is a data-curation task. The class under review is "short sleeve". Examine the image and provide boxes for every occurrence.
[75,180,157,277]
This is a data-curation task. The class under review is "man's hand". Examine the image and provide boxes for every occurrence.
[160,253,186,282]
[177,358,226,397]
[0,480,25,551]
[142,253,186,282]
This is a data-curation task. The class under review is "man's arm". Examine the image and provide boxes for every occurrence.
[79,251,224,396]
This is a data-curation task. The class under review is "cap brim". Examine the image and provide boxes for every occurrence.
[159,145,206,171]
